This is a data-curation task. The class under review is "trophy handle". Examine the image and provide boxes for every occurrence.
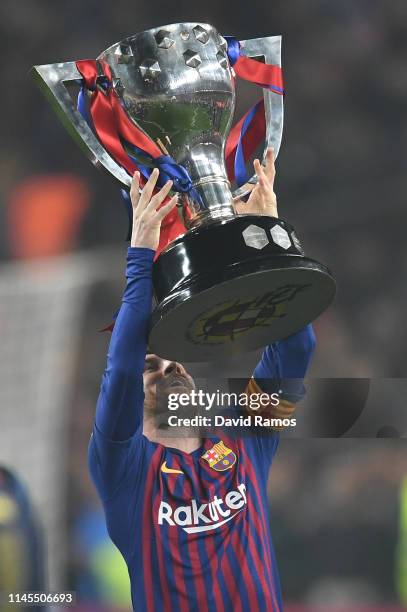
[31,62,131,188]
[231,35,283,201]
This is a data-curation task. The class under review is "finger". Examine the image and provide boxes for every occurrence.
[146,179,173,212]
[130,171,141,208]
[264,148,276,186]
[232,198,246,214]
[156,195,178,220]
[254,166,273,202]
[250,183,260,196]
[258,181,275,201]
[255,185,277,214]
[139,168,160,209]
[254,158,270,189]
[246,183,260,205]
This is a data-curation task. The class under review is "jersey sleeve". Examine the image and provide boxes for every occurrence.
[88,246,155,502]
[253,324,316,403]
[242,325,316,462]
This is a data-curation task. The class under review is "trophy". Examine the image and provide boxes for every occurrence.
[32,22,335,362]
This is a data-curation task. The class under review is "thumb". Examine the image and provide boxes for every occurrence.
[156,195,178,220]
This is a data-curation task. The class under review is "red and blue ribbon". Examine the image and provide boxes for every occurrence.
[78,39,285,332]
[225,99,266,187]
[76,59,188,252]
[224,36,284,94]
[75,38,285,247]
[224,36,284,186]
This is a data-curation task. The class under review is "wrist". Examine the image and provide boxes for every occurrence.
[126,247,155,279]
[127,246,155,257]
[130,239,157,250]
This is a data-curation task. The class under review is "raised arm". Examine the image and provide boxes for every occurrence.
[240,324,315,471]
[89,170,177,499]
[252,324,316,404]
[95,170,177,441]
[94,246,154,440]
[235,150,316,434]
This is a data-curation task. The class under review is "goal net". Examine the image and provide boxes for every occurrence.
[0,248,120,591]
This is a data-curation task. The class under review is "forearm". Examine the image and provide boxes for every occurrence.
[254,324,316,403]
[95,247,154,440]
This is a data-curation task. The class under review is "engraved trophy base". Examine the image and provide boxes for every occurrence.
[149,215,335,362]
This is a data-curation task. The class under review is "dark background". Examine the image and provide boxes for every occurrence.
[2,0,407,376]
[1,0,406,608]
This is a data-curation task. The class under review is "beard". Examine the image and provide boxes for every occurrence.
[158,371,195,397]
[145,372,196,429]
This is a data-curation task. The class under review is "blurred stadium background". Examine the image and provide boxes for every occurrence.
[0,0,407,610]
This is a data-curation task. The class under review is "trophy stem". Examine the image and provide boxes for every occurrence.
[180,143,235,227]
[182,179,235,227]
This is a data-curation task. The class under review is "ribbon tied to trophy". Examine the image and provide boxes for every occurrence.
[32,23,335,361]
[75,37,285,252]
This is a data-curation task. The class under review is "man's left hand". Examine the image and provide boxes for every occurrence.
[233,148,278,218]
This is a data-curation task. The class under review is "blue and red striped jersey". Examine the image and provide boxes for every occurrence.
[90,425,282,612]
[89,247,313,611]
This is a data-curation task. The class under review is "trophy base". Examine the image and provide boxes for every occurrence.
[149,215,336,362]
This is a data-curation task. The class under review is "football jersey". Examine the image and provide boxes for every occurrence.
[89,247,313,612]
[89,425,282,612]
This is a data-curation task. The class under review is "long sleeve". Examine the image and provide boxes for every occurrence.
[253,324,316,403]
[95,246,154,441]
[88,246,155,502]
[242,325,316,464]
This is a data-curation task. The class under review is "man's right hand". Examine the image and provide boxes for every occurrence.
[130,169,178,251]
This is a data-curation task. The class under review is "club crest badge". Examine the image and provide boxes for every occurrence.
[202,441,237,472]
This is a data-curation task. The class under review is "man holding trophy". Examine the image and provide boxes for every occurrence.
[33,22,334,610]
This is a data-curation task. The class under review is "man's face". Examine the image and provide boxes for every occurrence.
[143,354,195,415]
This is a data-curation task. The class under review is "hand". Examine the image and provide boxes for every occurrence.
[233,148,278,218]
[130,169,178,251]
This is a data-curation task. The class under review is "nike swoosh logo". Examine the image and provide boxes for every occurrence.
[161,462,184,475]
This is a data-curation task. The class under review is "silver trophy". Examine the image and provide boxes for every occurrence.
[32,22,335,362]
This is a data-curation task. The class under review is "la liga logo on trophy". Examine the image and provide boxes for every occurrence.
[32,22,335,361]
